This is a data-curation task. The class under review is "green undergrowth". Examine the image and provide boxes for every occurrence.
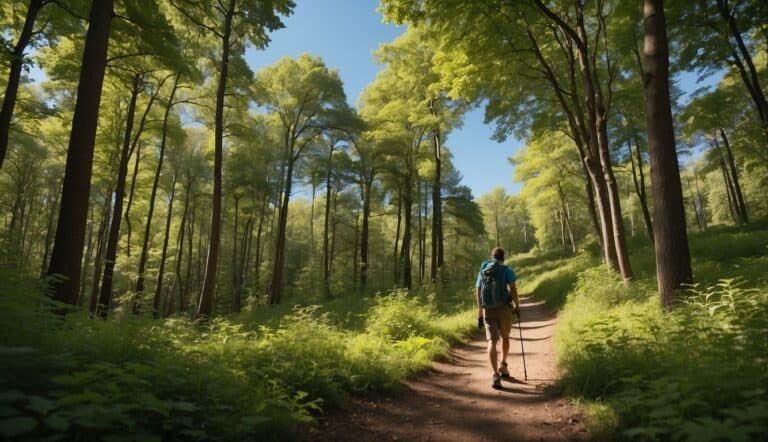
[0,273,475,441]
[551,224,768,441]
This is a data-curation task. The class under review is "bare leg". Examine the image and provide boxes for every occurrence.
[488,339,498,373]
[501,337,510,366]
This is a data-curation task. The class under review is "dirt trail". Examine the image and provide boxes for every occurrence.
[308,296,588,441]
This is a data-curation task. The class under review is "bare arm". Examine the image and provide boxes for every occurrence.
[509,282,520,311]
[476,287,483,317]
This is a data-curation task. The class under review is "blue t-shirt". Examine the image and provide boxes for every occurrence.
[475,260,517,288]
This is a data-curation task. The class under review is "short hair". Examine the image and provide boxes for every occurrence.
[492,247,505,261]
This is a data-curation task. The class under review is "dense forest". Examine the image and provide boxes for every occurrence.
[1,0,766,440]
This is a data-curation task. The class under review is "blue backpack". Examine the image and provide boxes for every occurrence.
[479,259,510,308]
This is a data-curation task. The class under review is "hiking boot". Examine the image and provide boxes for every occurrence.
[492,373,502,389]
[499,361,510,378]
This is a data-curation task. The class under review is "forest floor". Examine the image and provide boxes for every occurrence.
[306,295,588,441]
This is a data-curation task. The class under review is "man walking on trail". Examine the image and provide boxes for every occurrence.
[476,247,520,389]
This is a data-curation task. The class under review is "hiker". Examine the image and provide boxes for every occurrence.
[476,247,520,389]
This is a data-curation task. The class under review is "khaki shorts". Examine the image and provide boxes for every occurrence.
[484,304,513,342]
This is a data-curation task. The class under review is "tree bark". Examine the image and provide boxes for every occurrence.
[89,196,112,314]
[197,0,235,317]
[0,0,44,171]
[231,195,240,311]
[429,116,444,283]
[123,142,141,258]
[122,76,166,260]
[393,190,402,284]
[719,128,747,223]
[643,0,693,309]
[692,165,707,231]
[153,177,177,317]
[400,178,413,290]
[40,185,60,279]
[719,154,738,222]
[47,0,114,306]
[267,158,295,305]
[322,143,335,291]
[97,74,142,317]
[628,137,654,240]
[169,185,190,316]
[80,205,96,303]
[136,75,180,295]
[253,197,267,290]
[359,173,373,289]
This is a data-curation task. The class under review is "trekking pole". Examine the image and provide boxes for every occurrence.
[515,309,528,380]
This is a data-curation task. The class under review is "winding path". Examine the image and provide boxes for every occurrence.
[309,296,588,441]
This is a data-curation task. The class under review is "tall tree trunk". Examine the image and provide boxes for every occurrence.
[719,128,748,223]
[122,75,166,259]
[169,186,189,316]
[421,181,427,282]
[688,183,704,232]
[590,167,619,270]
[417,179,424,283]
[329,176,342,276]
[231,196,240,311]
[153,177,177,317]
[182,204,195,312]
[267,158,295,305]
[89,196,112,314]
[123,142,141,258]
[714,134,740,222]
[309,179,316,267]
[197,0,235,317]
[352,208,360,289]
[429,119,443,282]
[598,106,633,279]
[97,74,142,317]
[400,179,413,290]
[393,190,402,284]
[136,75,180,294]
[40,186,60,278]
[80,205,96,303]
[234,215,252,312]
[628,138,654,240]
[643,0,693,309]
[0,0,44,171]
[557,183,576,254]
[692,165,707,231]
[47,0,114,306]
[359,175,373,289]
[253,197,267,290]
[322,145,334,291]
[719,155,739,222]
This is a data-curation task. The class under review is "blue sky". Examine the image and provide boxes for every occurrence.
[245,1,722,200]
[245,0,522,199]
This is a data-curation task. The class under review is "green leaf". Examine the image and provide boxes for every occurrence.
[43,414,70,432]
[26,396,57,415]
[0,416,38,437]
[0,390,26,403]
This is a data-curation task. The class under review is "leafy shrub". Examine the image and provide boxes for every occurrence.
[557,275,768,441]
[365,290,440,340]
[0,265,476,440]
